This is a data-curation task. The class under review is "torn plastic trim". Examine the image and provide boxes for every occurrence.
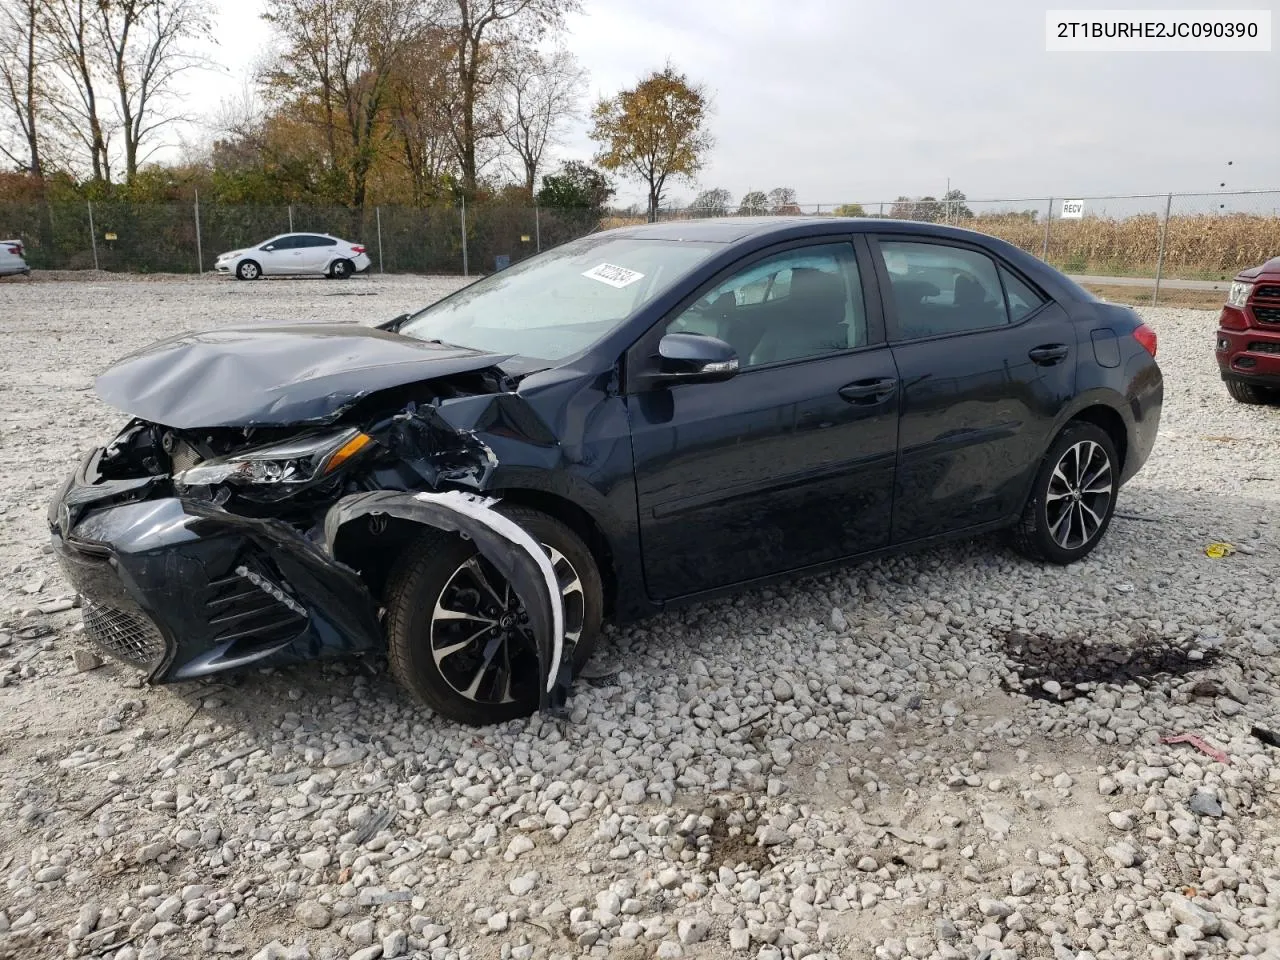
[324,489,569,709]
[383,403,500,491]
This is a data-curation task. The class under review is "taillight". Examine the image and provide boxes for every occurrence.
[1133,323,1157,357]
[1219,308,1248,330]
[6,244,19,256]
[351,245,365,255]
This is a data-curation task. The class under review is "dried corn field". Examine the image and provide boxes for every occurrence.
[631,202,1280,281]
[971,212,1280,279]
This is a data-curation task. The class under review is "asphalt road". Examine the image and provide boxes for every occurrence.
[1069,274,1230,292]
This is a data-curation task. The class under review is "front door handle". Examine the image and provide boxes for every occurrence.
[1029,343,1070,365]
[839,377,898,404]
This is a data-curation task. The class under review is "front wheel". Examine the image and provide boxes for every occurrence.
[1224,377,1273,405]
[384,507,603,725]
[1011,422,1119,565]
[235,260,261,280]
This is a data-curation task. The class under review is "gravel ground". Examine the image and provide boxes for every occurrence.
[0,273,1278,960]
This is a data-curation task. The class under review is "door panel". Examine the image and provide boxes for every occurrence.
[259,237,294,275]
[872,237,1076,542]
[296,236,334,273]
[627,238,898,600]
[629,351,900,598]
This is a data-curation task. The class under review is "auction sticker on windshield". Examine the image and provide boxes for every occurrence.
[582,263,645,288]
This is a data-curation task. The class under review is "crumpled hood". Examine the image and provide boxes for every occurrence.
[95,323,512,428]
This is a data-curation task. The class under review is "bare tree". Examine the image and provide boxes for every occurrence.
[767,186,797,213]
[94,0,213,183]
[0,0,46,175]
[498,46,582,197]
[42,0,112,180]
[444,0,578,194]
[262,0,427,206]
[388,27,454,204]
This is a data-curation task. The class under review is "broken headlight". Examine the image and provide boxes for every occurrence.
[175,428,373,492]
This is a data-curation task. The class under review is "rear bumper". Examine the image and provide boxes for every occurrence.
[1216,325,1280,384]
[50,452,384,681]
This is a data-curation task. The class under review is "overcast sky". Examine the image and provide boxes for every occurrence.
[195,0,1280,208]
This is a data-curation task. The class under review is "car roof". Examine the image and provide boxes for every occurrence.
[596,216,1008,245]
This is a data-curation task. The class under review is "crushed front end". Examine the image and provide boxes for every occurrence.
[50,429,388,681]
[50,378,570,711]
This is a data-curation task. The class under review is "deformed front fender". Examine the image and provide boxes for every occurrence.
[323,489,569,711]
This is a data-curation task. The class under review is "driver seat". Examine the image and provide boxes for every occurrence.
[749,268,848,366]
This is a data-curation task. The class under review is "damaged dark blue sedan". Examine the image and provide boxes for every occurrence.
[50,218,1163,724]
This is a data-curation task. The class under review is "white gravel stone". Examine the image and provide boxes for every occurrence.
[295,901,330,929]
[1,285,1277,960]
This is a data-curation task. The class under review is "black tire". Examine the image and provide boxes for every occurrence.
[235,260,261,281]
[329,258,353,279]
[1224,377,1272,404]
[384,506,603,725]
[1011,422,1120,565]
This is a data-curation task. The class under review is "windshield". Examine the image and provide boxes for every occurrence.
[400,235,720,363]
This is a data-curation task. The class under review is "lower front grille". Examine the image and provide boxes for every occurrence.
[1248,341,1280,355]
[82,599,166,666]
[204,563,308,647]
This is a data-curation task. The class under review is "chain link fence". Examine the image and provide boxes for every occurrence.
[0,199,604,277]
[3,190,1278,301]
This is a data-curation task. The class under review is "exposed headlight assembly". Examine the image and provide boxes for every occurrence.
[1226,280,1252,308]
[175,428,373,494]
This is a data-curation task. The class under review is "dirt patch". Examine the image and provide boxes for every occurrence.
[999,629,1220,701]
[704,806,770,873]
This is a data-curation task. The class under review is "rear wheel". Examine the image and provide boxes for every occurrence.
[384,507,603,725]
[1011,422,1119,565]
[329,258,353,279]
[1224,377,1273,404]
[235,260,261,280]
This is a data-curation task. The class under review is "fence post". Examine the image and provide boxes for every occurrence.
[288,205,294,232]
[534,202,541,253]
[879,202,884,217]
[87,200,99,271]
[460,196,469,278]
[1041,198,1053,261]
[1152,192,1173,307]
[376,206,384,274]
[193,188,203,274]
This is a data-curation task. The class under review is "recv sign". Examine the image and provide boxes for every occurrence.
[1061,199,1085,219]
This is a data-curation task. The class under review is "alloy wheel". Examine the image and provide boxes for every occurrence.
[1045,439,1113,550]
[428,546,585,704]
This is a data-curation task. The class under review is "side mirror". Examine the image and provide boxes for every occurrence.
[649,333,738,386]
[262,244,275,252]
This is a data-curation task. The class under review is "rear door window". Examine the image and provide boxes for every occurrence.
[877,240,1010,340]
[999,266,1047,322]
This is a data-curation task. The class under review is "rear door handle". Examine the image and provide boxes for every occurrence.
[839,377,898,404]
[1029,343,1070,365]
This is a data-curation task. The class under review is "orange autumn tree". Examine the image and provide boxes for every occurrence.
[589,64,712,222]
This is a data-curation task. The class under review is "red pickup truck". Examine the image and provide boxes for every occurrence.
[1216,256,1280,403]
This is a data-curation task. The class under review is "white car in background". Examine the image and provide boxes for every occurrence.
[0,239,30,277]
[215,233,371,280]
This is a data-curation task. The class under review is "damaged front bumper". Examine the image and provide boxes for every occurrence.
[50,451,385,681]
[49,452,570,710]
